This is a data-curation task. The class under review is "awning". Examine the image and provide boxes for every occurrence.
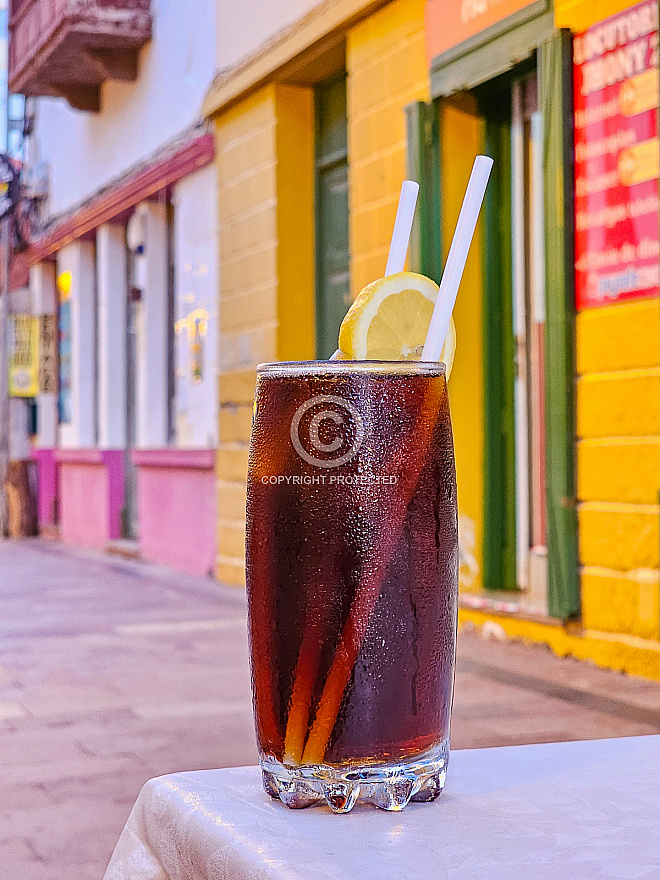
[28,124,214,263]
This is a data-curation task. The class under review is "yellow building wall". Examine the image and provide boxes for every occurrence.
[452,0,660,682]
[274,87,316,363]
[554,0,649,29]
[440,96,485,595]
[347,0,429,298]
[557,0,660,667]
[576,300,660,647]
[214,85,315,586]
[208,0,660,682]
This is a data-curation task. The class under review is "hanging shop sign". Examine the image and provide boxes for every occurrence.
[0,154,19,221]
[573,0,659,309]
[425,0,540,63]
[39,314,58,395]
[8,315,39,397]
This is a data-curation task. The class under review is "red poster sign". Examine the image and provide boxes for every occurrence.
[573,0,659,309]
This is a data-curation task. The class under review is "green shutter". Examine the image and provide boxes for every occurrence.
[315,74,350,359]
[405,101,442,283]
[482,107,517,591]
[540,30,580,619]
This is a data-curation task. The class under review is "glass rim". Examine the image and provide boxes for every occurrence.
[257,359,447,377]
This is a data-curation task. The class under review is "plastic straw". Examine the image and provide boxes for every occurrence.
[422,156,493,361]
[385,180,420,276]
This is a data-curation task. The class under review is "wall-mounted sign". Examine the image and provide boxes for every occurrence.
[573,0,659,309]
[39,314,58,395]
[426,0,539,63]
[8,315,39,397]
[174,307,208,384]
[0,154,19,221]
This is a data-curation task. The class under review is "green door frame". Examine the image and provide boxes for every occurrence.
[315,72,350,359]
[405,101,443,285]
[410,17,579,618]
[540,30,580,619]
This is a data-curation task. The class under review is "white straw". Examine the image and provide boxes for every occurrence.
[422,156,493,362]
[385,180,420,276]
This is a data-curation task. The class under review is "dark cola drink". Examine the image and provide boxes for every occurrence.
[245,361,458,812]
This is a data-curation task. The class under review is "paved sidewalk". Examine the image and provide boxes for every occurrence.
[1,541,659,879]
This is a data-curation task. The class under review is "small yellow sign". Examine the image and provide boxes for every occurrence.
[618,137,660,187]
[619,69,659,118]
[9,315,39,397]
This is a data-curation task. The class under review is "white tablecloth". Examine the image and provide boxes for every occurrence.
[104,735,660,880]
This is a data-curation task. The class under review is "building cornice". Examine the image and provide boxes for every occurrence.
[27,125,214,263]
[202,0,391,119]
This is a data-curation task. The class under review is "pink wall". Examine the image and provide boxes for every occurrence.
[56,450,124,548]
[31,448,58,527]
[132,449,216,577]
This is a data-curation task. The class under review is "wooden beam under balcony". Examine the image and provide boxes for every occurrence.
[9,0,152,113]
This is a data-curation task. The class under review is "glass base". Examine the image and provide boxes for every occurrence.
[260,739,449,813]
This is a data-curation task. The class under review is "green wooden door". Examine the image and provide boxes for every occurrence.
[481,100,518,592]
[315,74,350,358]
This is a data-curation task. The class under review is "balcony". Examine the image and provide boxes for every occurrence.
[9,0,152,112]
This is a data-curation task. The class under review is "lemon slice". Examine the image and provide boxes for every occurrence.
[338,272,456,376]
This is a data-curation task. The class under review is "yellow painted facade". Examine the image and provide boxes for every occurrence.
[440,96,485,595]
[458,607,660,680]
[554,0,650,29]
[347,0,429,296]
[442,0,660,678]
[207,0,660,679]
[560,0,660,678]
[214,85,315,586]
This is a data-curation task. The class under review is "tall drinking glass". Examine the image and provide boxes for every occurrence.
[245,361,458,813]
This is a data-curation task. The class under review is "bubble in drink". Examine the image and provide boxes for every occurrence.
[245,361,458,811]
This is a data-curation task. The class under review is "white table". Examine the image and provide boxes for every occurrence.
[104,735,660,880]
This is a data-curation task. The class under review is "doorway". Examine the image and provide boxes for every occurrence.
[511,72,547,605]
[479,64,547,608]
[425,27,578,619]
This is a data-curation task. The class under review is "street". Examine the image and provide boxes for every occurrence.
[2,540,660,879]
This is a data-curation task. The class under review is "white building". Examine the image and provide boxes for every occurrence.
[9,0,219,574]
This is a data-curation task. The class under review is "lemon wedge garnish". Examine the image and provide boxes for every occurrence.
[338,272,456,376]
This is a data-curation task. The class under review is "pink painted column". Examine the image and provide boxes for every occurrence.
[131,449,216,577]
[56,450,124,548]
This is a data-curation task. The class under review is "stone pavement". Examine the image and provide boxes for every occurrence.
[1,541,660,879]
